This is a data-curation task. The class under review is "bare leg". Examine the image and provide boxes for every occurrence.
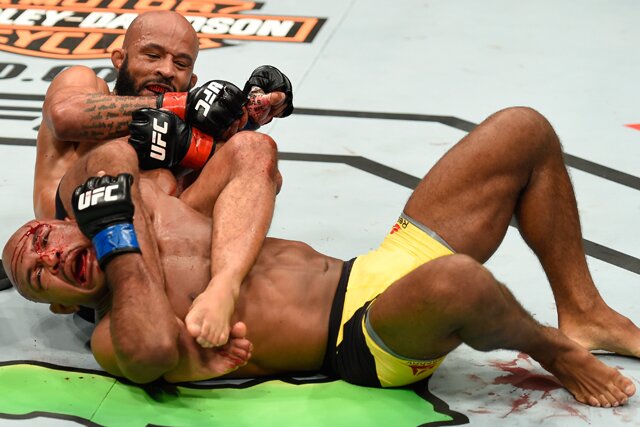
[180,131,281,348]
[403,107,640,357]
[368,254,636,407]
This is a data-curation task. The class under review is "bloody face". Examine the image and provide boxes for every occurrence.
[2,219,106,306]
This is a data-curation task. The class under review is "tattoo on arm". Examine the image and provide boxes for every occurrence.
[78,94,155,140]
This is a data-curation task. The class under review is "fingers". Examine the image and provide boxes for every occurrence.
[266,91,286,107]
[245,92,289,126]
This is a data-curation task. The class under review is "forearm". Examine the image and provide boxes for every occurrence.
[104,173,178,381]
[105,254,180,383]
[46,93,156,141]
[65,145,178,382]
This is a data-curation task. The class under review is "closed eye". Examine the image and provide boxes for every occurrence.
[42,227,50,249]
[35,265,43,289]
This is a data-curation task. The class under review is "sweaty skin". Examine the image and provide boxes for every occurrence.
[33,10,286,219]
[34,11,199,219]
[4,172,636,407]
[7,107,640,408]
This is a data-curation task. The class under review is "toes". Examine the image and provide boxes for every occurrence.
[610,385,629,406]
[587,395,601,407]
[216,331,229,347]
[230,321,247,338]
[598,392,614,408]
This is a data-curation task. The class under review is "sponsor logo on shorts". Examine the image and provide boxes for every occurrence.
[408,361,438,376]
[389,216,409,234]
[389,223,401,235]
[0,0,326,59]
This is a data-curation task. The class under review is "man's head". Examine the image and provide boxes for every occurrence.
[112,11,199,96]
[2,220,107,309]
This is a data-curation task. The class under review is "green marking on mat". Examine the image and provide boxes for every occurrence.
[0,363,462,426]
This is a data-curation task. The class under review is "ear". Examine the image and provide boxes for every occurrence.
[49,303,79,315]
[189,73,198,90]
[111,48,124,70]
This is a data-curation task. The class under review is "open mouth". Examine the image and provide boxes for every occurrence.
[146,84,171,95]
[72,249,89,288]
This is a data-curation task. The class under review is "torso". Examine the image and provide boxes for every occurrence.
[142,177,344,376]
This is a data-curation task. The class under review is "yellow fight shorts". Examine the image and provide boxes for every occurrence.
[322,213,454,388]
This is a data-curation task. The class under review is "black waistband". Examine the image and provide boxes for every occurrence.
[320,257,355,375]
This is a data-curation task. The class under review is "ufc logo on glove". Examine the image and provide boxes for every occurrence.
[76,185,120,210]
[194,81,223,117]
[151,117,169,161]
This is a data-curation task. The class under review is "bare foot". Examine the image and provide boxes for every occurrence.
[559,303,640,358]
[185,282,236,348]
[534,327,636,407]
[212,322,253,373]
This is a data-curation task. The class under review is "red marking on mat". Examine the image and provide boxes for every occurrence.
[625,124,640,131]
[546,402,588,422]
[502,392,537,417]
[491,361,561,397]
[490,357,589,421]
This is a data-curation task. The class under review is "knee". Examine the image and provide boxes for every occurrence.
[85,139,140,178]
[225,131,279,179]
[421,254,498,310]
[494,106,548,128]
[494,107,561,151]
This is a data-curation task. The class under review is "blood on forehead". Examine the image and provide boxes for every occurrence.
[8,221,43,291]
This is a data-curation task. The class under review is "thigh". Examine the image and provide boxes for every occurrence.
[178,131,278,215]
[404,107,553,261]
[367,254,486,360]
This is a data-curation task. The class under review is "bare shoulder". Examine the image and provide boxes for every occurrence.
[45,65,110,98]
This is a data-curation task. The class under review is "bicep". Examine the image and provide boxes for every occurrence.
[42,66,108,126]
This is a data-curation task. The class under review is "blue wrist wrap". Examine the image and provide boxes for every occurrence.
[92,223,141,269]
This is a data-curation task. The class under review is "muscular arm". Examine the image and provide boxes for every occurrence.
[42,66,156,142]
[92,313,251,383]
[59,141,179,383]
[61,140,250,383]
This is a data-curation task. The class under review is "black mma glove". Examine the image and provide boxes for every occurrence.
[129,108,215,170]
[72,173,141,270]
[156,80,247,139]
[243,65,294,118]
